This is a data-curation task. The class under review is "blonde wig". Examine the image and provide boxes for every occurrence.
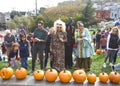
[54,19,66,33]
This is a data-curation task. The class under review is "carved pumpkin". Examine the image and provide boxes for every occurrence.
[87,73,97,84]
[109,71,120,84]
[0,67,14,80]
[96,49,102,54]
[15,67,27,79]
[45,68,58,82]
[99,72,109,83]
[33,70,44,80]
[73,69,86,83]
[59,70,72,83]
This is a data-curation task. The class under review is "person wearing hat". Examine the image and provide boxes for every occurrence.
[74,21,94,71]
[31,20,48,73]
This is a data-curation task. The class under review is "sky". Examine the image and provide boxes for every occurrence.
[0,0,70,12]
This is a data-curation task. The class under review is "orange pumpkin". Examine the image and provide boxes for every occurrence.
[109,71,120,84]
[59,70,72,83]
[99,72,109,83]
[33,70,44,80]
[45,68,58,82]
[87,73,97,84]
[15,67,27,79]
[96,49,102,54]
[73,69,86,83]
[0,67,14,80]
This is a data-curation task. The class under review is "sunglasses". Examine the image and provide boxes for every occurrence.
[57,27,62,29]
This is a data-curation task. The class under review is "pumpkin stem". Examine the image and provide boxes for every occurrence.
[64,69,66,73]
[50,68,52,72]
[18,68,21,70]
[115,71,117,75]
[102,72,104,75]
[37,70,39,73]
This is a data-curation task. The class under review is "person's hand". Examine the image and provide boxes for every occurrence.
[59,38,64,42]
[32,38,39,42]
[77,38,82,42]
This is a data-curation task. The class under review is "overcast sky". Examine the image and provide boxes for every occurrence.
[0,0,70,12]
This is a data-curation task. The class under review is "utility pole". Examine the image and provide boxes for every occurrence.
[35,0,38,17]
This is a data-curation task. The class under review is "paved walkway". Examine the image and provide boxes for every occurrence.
[0,75,119,86]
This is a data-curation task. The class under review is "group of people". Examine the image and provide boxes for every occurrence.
[0,19,95,73]
[92,22,120,71]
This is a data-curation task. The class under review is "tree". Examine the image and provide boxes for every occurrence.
[81,0,96,27]
[6,20,16,30]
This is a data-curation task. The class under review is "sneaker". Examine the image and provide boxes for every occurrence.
[109,63,113,66]
[111,65,115,71]
[103,63,106,68]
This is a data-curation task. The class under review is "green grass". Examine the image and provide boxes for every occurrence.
[0,54,120,76]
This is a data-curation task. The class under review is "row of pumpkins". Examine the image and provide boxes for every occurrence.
[0,67,120,84]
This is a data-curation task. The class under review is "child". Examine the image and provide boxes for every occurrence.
[8,43,19,70]
[103,27,119,68]
[19,34,29,69]
[100,34,107,54]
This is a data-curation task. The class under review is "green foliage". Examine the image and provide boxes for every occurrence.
[81,0,97,27]
[6,20,16,29]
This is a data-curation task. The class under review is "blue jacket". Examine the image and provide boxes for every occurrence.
[19,41,29,58]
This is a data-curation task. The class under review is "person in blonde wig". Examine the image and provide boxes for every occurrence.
[74,21,94,71]
[50,19,67,72]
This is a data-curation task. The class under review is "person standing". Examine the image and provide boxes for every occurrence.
[4,30,15,56]
[95,30,101,50]
[65,24,74,69]
[44,27,54,68]
[31,20,48,73]
[74,21,94,71]
[50,19,67,72]
[19,34,29,69]
[103,27,119,68]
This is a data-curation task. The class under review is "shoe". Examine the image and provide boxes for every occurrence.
[111,65,115,71]
[109,63,113,66]
[103,63,106,68]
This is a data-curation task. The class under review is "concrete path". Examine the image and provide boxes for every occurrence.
[0,75,120,86]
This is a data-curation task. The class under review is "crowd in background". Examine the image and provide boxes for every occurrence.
[0,18,120,73]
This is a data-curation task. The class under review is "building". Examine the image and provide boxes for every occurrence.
[0,12,5,24]
[95,2,120,21]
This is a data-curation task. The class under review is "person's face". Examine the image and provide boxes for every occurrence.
[49,29,54,34]
[14,46,19,50]
[77,24,83,30]
[38,23,43,29]
[22,36,26,41]
[57,25,62,32]
[113,28,118,34]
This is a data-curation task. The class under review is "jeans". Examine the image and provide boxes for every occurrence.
[21,57,28,69]
[32,43,45,71]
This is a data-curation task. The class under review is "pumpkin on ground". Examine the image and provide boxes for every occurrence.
[15,67,27,79]
[99,72,109,83]
[0,67,14,80]
[73,69,86,83]
[59,70,72,83]
[96,49,102,54]
[109,71,120,84]
[87,73,97,84]
[45,68,58,82]
[33,70,44,80]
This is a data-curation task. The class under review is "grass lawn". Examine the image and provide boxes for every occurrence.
[0,54,120,76]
